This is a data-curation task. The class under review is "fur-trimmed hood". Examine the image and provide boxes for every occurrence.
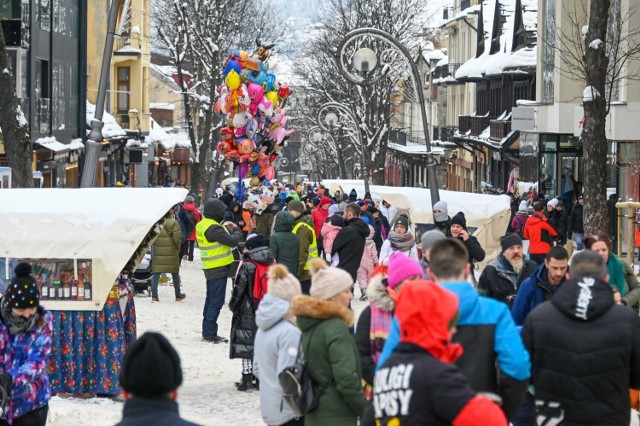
[291,295,354,329]
[367,275,395,313]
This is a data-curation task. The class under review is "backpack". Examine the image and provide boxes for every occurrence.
[184,210,197,235]
[249,260,270,309]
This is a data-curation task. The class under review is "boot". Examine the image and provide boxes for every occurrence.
[236,373,256,391]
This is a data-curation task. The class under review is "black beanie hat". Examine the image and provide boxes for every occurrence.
[6,263,39,309]
[119,332,182,397]
[450,212,467,228]
[501,233,523,252]
[245,233,267,251]
[395,215,409,229]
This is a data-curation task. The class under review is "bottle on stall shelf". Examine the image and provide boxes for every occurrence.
[84,276,92,300]
[52,280,61,300]
[71,279,78,300]
[63,278,71,299]
[40,275,49,300]
[77,276,85,301]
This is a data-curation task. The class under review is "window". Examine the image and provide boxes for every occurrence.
[52,0,66,33]
[38,0,50,31]
[52,63,65,130]
[606,0,621,102]
[117,67,130,113]
[0,0,21,19]
[541,0,556,104]
[35,59,50,99]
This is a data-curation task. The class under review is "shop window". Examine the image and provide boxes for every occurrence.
[541,0,555,104]
[117,67,130,113]
[0,0,21,19]
[541,134,557,151]
[52,0,66,34]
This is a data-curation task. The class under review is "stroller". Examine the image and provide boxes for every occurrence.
[132,250,152,296]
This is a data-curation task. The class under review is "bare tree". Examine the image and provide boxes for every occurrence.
[548,0,640,233]
[0,28,33,188]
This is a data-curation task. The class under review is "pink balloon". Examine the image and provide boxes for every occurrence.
[264,166,275,181]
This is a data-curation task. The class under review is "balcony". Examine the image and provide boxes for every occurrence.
[113,35,142,56]
[432,63,462,86]
[470,116,493,137]
[433,126,458,142]
[490,119,512,141]
[458,115,471,134]
[116,113,130,129]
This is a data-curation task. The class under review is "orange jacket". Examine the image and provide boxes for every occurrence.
[523,213,559,255]
[635,225,640,248]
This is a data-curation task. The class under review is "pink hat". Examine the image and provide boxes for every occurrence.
[387,252,423,289]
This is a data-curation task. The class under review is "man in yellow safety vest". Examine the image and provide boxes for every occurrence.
[196,198,243,343]
[287,200,318,295]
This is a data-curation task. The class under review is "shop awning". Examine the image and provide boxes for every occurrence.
[34,137,70,152]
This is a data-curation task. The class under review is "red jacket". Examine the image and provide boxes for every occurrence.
[311,197,331,237]
[182,202,201,241]
[523,213,558,255]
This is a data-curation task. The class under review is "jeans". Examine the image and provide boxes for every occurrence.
[572,232,584,251]
[0,405,48,426]
[180,240,195,261]
[151,272,181,298]
[512,391,536,426]
[203,276,228,339]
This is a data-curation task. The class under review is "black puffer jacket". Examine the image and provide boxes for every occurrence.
[269,211,300,275]
[478,255,538,306]
[522,277,640,425]
[568,202,584,235]
[228,246,274,359]
[332,217,369,281]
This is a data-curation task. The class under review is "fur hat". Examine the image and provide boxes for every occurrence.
[433,200,448,222]
[450,212,467,228]
[267,264,301,302]
[387,252,423,289]
[6,263,39,309]
[119,332,182,397]
[287,200,305,213]
[309,258,353,300]
[421,230,446,251]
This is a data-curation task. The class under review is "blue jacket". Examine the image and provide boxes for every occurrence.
[511,263,563,326]
[378,282,530,421]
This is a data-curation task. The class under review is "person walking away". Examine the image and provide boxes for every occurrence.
[0,263,52,426]
[379,239,530,422]
[229,234,274,391]
[291,259,367,425]
[355,253,422,397]
[511,200,529,237]
[511,246,569,326]
[320,209,343,261]
[253,265,303,426]
[151,206,186,302]
[478,234,537,307]
[269,211,300,276]
[178,195,201,262]
[419,230,445,280]
[378,214,419,264]
[311,196,332,258]
[356,225,377,301]
[568,195,585,250]
[369,280,508,426]
[379,200,397,224]
[286,200,318,295]
[523,202,559,264]
[197,198,244,344]
[117,332,200,426]
[522,250,640,425]
[370,208,390,255]
[254,203,275,246]
[332,203,370,283]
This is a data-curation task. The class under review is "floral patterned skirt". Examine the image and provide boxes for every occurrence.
[48,288,136,396]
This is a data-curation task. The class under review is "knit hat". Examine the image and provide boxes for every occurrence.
[287,200,305,213]
[349,189,357,200]
[547,198,559,208]
[245,233,266,251]
[6,263,39,309]
[319,196,332,208]
[4,262,40,309]
[433,200,448,222]
[387,252,423,289]
[119,332,182,397]
[450,212,466,228]
[500,233,523,252]
[356,200,364,207]
[328,204,339,217]
[394,215,409,229]
[518,200,528,213]
[185,195,195,203]
[421,230,446,251]
[267,264,301,302]
[309,258,353,300]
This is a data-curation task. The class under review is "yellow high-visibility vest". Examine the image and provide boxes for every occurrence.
[196,218,234,269]
[292,221,318,270]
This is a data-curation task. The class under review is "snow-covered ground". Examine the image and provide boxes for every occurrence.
[47,252,368,425]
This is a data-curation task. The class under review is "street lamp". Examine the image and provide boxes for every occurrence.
[317,102,371,194]
[336,27,440,204]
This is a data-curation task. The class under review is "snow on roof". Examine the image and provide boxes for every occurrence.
[115,45,142,54]
[500,46,537,72]
[388,142,445,156]
[34,136,69,152]
[150,102,176,111]
[146,117,171,148]
[443,4,482,27]
[85,101,127,139]
[69,138,84,150]
[422,49,446,63]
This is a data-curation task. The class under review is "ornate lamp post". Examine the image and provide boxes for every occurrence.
[336,27,440,203]
[305,127,333,182]
[317,102,371,194]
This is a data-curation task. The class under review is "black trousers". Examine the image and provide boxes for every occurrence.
[0,405,48,426]
[180,240,195,261]
[300,280,311,295]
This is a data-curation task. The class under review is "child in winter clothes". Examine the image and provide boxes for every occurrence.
[321,213,344,261]
[357,225,378,301]
[511,200,529,236]
[228,233,274,392]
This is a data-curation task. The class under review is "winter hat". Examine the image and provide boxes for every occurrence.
[185,195,195,203]
[119,332,182,397]
[518,200,528,213]
[328,204,339,217]
[312,198,321,207]
[331,214,344,227]
[309,258,353,300]
[450,212,467,228]
[361,216,371,225]
[547,198,559,209]
[394,215,409,229]
[267,264,301,302]
[500,233,523,252]
[245,233,266,251]
[349,189,357,200]
[577,194,584,200]
[433,201,449,222]
[356,200,364,207]
[6,263,39,309]
[421,230,446,252]
[387,252,423,289]
[319,196,332,208]
[287,200,305,213]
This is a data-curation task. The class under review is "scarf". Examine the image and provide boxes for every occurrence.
[607,254,627,296]
[387,231,415,251]
[0,299,37,335]
[369,303,393,365]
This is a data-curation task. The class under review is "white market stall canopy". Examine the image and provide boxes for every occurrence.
[0,188,188,311]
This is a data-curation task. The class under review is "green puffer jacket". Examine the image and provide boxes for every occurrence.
[269,211,300,276]
[152,218,182,273]
[291,295,367,426]
[293,213,316,282]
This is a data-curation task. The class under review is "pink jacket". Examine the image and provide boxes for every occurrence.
[321,221,342,255]
[357,228,378,290]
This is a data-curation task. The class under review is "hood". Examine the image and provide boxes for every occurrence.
[246,246,274,264]
[291,295,354,331]
[526,213,547,225]
[255,294,291,331]
[274,210,294,232]
[551,276,614,321]
[227,200,241,212]
[395,280,463,363]
[183,202,197,212]
[533,263,551,286]
[367,275,395,312]
[441,282,478,322]
[204,198,227,221]
[348,217,370,237]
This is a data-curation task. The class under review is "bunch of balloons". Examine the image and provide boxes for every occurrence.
[214,39,295,188]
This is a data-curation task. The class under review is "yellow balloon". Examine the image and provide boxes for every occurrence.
[226,70,241,91]
[265,91,278,107]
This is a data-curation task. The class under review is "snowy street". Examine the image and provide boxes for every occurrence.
[46,251,367,425]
